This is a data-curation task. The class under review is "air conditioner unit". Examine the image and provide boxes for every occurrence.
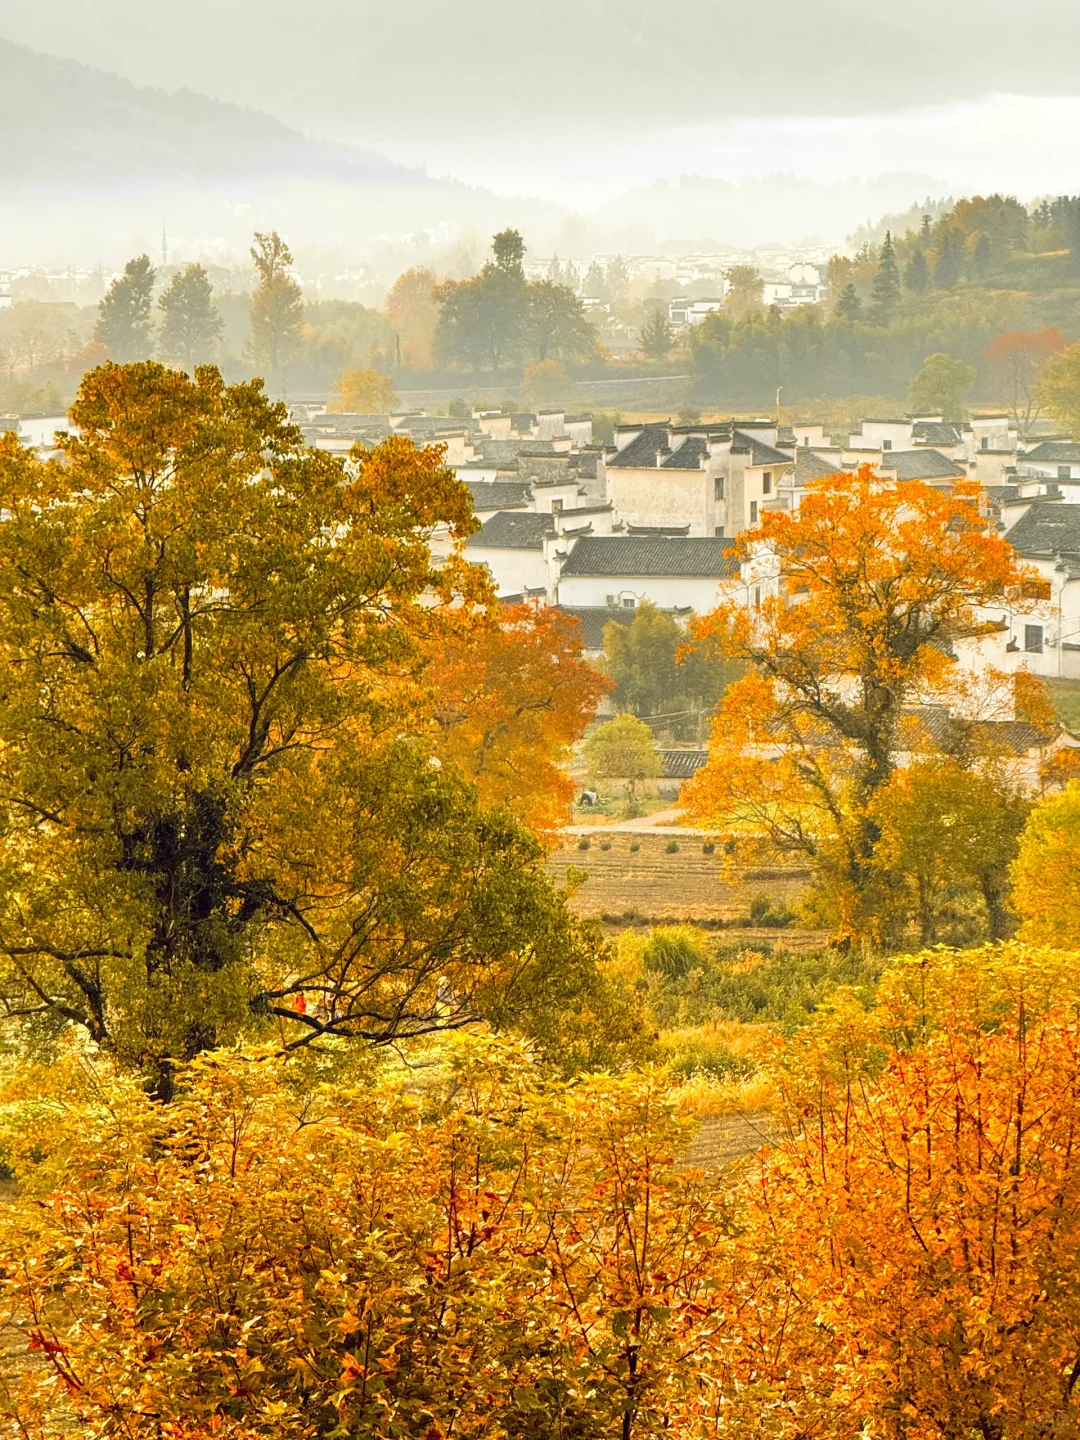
[606,594,617,606]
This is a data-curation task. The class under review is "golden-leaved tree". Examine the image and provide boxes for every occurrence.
[0,1038,733,1440]
[0,363,621,1093]
[424,602,611,835]
[749,943,1080,1440]
[682,467,1023,941]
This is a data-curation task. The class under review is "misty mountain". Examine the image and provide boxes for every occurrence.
[3,0,1080,145]
[0,39,415,187]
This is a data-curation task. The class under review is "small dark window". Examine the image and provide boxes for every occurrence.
[714,525,725,537]
[1059,465,1072,481]
[622,596,636,609]
[1025,624,1044,654]
[750,500,758,523]
[982,436,990,450]
[762,471,772,495]
[882,439,892,450]
[714,476,725,500]
[753,586,761,609]
[551,498,563,512]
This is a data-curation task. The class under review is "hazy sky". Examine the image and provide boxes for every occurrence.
[4,0,1080,220]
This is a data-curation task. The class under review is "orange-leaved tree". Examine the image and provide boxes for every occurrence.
[750,943,1080,1440]
[682,467,1023,939]
[424,602,610,835]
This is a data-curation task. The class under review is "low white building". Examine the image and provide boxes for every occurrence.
[556,535,740,612]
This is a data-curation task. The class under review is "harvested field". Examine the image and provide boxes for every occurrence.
[547,830,812,924]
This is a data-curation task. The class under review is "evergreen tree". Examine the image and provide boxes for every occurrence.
[904,250,931,293]
[933,230,965,290]
[563,260,580,292]
[835,283,862,323]
[547,254,563,284]
[639,308,674,360]
[492,229,526,277]
[248,231,304,379]
[921,213,933,244]
[95,255,156,362]
[583,261,608,300]
[870,231,902,317]
[158,264,223,371]
[972,233,994,277]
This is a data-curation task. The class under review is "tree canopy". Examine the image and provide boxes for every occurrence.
[683,466,1024,940]
[95,255,156,363]
[0,362,613,1093]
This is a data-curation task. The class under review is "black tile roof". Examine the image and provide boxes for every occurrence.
[607,425,672,468]
[906,706,1053,756]
[560,536,740,578]
[878,449,966,481]
[912,420,962,446]
[733,431,793,467]
[660,749,709,780]
[1006,499,1080,555]
[467,511,555,551]
[555,605,633,651]
[465,480,531,511]
[628,524,692,536]
[1022,441,1080,464]
[662,436,709,469]
[794,449,840,485]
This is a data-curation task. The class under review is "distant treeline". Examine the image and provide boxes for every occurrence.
[691,194,1080,406]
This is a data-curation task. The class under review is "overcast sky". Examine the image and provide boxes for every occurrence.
[5,0,1080,207]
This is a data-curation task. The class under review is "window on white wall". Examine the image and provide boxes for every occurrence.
[1025,624,1044,653]
[750,501,758,523]
[762,472,772,495]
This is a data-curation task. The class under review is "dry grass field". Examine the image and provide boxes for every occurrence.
[546,830,812,925]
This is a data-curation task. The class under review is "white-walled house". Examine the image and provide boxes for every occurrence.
[604,422,794,539]
[997,500,1080,678]
[556,535,740,612]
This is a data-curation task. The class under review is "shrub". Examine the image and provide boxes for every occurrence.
[749,895,797,929]
[630,841,641,853]
[702,841,716,854]
[643,926,707,980]
[578,837,591,851]
[600,840,612,851]
[665,840,680,854]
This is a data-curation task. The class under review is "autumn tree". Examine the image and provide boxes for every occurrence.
[383,265,439,369]
[683,468,1022,939]
[157,263,223,371]
[424,603,610,835]
[907,350,977,420]
[584,714,662,813]
[330,365,397,413]
[0,1038,728,1440]
[1037,341,1080,439]
[526,279,596,362]
[724,264,764,321]
[756,942,1080,1440]
[871,757,1028,943]
[639,307,674,360]
[1010,777,1080,942]
[94,254,156,362]
[0,362,611,1094]
[985,328,1065,435]
[248,230,304,378]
